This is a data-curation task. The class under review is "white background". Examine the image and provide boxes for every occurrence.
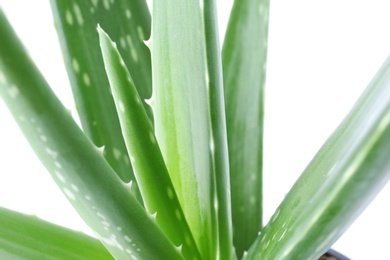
[1,1,390,259]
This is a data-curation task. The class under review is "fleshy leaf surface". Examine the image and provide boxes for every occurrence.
[50,0,153,200]
[150,0,234,259]
[245,56,390,259]
[98,26,201,260]
[222,0,270,257]
[0,10,182,260]
[0,207,113,260]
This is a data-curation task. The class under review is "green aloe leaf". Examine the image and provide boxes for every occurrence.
[0,207,113,260]
[245,56,390,259]
[50,0,153,199]
[222,0,270,257]
[0,10,182,260]
[98,26,201,260]
[150,0,234,259]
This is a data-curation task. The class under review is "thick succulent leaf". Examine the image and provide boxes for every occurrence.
[151,0,234,259]
[98,26,201,259]
[222,0,270,257]
[50,0,153,198]
[245,56,390,259]
[0,207,113,260]
[0,10,182,260]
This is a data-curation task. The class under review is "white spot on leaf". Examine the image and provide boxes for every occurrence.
[124,235,132,242]
[83,73,91,86]
[113,148,121,160]
[126,35,138,62]
[71,184,79,192]
[65,9,74,25]
[125,9,131,19]
[101,220,110,227]
[63,187,76,200]
[119,37,126,49]
[73,3,84,26]
[55,170,66,183]
[103,0,110,9]
[72,58,80,73]
[97,212,106,220]
[167,187,174,199]
[137,26,144,40]
[175,209,181,220]
[91,0,98,7]
[8,85,19,98]
[39,135,47,142]
[45,147,58,159]
[55,161,63,169]
[259,3,264,15]
[278,229,287,242]
[251,173,257,181]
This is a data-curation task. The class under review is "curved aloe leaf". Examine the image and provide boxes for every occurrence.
[50,0,153,200]
[0,207,113,260]
[0,10,182,260]
[98,26,201,259]
[150,0,234,259]
[245,56,390,259]
[222,0,270,257]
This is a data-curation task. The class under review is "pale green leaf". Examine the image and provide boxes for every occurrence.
[245,56,390,259]
[151,0,234,259]
[0,207,113,260]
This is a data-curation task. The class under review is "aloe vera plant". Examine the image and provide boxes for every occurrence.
[1,0,390,259]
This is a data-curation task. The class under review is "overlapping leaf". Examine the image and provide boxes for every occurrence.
[50,0,153,201]
[0,10,182,259]
[98,26,201,259]
[150,0,234,259]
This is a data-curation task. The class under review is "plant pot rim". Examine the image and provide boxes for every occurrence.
[322,249,351,260]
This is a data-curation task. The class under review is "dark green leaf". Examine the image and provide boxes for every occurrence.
[0,10,182,259]
[50,0,153,201]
